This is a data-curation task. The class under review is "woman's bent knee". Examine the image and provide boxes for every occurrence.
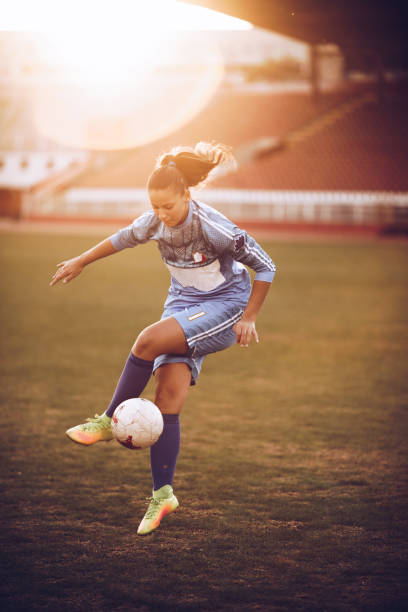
[156,383,187,405]
[132,328,152,358]
[131,318,188,361]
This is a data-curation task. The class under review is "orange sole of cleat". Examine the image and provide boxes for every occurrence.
[137,502,179,536]
[65,430,112,445]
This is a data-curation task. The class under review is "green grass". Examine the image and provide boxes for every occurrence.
[1,229,407,611]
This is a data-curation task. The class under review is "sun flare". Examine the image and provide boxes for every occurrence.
[18,0,250,149]
[33,30,225,149]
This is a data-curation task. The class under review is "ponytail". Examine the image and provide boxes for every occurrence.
[147,142,234,193]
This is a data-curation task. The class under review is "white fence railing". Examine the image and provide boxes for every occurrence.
[22,188,408,227]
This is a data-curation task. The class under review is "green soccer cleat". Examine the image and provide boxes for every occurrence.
[137,485,179,535]
[65,413,113,445]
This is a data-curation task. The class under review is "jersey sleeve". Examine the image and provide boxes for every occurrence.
[198,204,276,282]
[109,211,158,251]
[232,230,276,282]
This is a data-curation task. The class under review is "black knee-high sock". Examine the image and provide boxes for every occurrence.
[105,353,154,418]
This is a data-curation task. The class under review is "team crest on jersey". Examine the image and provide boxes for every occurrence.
[193,251,207,263]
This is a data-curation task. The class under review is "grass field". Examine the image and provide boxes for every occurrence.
[1,228,407,611]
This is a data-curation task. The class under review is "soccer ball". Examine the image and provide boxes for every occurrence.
[111,398,164,450]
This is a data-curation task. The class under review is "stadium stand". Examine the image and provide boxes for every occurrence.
[212,85,408,191]
[70,87,360,189]
[0,151,90,219]
[14,82,408,233]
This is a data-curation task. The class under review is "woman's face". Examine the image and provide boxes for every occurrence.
[149,185,190,227]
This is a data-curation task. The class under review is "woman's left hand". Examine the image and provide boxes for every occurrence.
[233,318,259,347]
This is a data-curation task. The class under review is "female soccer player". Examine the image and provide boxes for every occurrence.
[50,142,276,535]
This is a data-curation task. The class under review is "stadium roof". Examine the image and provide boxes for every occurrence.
[182,1,408,68]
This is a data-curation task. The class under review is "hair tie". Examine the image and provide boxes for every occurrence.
[168,161,176,167]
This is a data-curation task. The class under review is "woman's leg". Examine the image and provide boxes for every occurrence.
[150,362,191,489]
[66,318,188,444]
[105,317,188,417]
[111,299,242,423]
[137,362,191,536]
[131,317,188,361]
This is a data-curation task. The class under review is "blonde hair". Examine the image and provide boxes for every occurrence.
[147,142,234,193]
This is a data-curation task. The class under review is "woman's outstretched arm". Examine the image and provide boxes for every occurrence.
[50,237,117,286]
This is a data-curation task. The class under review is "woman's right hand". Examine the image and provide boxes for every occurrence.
[50,256,84,287]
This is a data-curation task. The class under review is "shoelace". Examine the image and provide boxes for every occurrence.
[84,414,109,430]
[144,497,165,519]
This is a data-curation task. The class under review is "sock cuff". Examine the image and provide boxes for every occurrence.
[162,413,180,424]
[129,353,154,369]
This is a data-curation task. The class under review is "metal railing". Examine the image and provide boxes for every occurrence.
[21,187,408,228]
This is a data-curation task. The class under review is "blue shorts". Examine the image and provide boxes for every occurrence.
[153,301,245,385]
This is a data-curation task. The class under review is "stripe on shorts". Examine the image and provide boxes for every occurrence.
[188,311,206,321]
[188,309,243,346]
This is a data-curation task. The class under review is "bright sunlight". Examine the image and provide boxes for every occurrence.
[3,0,251,149]
[1,0,252,32]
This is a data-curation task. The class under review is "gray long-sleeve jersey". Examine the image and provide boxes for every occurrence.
[110,199,276,309]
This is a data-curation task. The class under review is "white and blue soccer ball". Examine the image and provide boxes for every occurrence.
[112,398,163,450]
